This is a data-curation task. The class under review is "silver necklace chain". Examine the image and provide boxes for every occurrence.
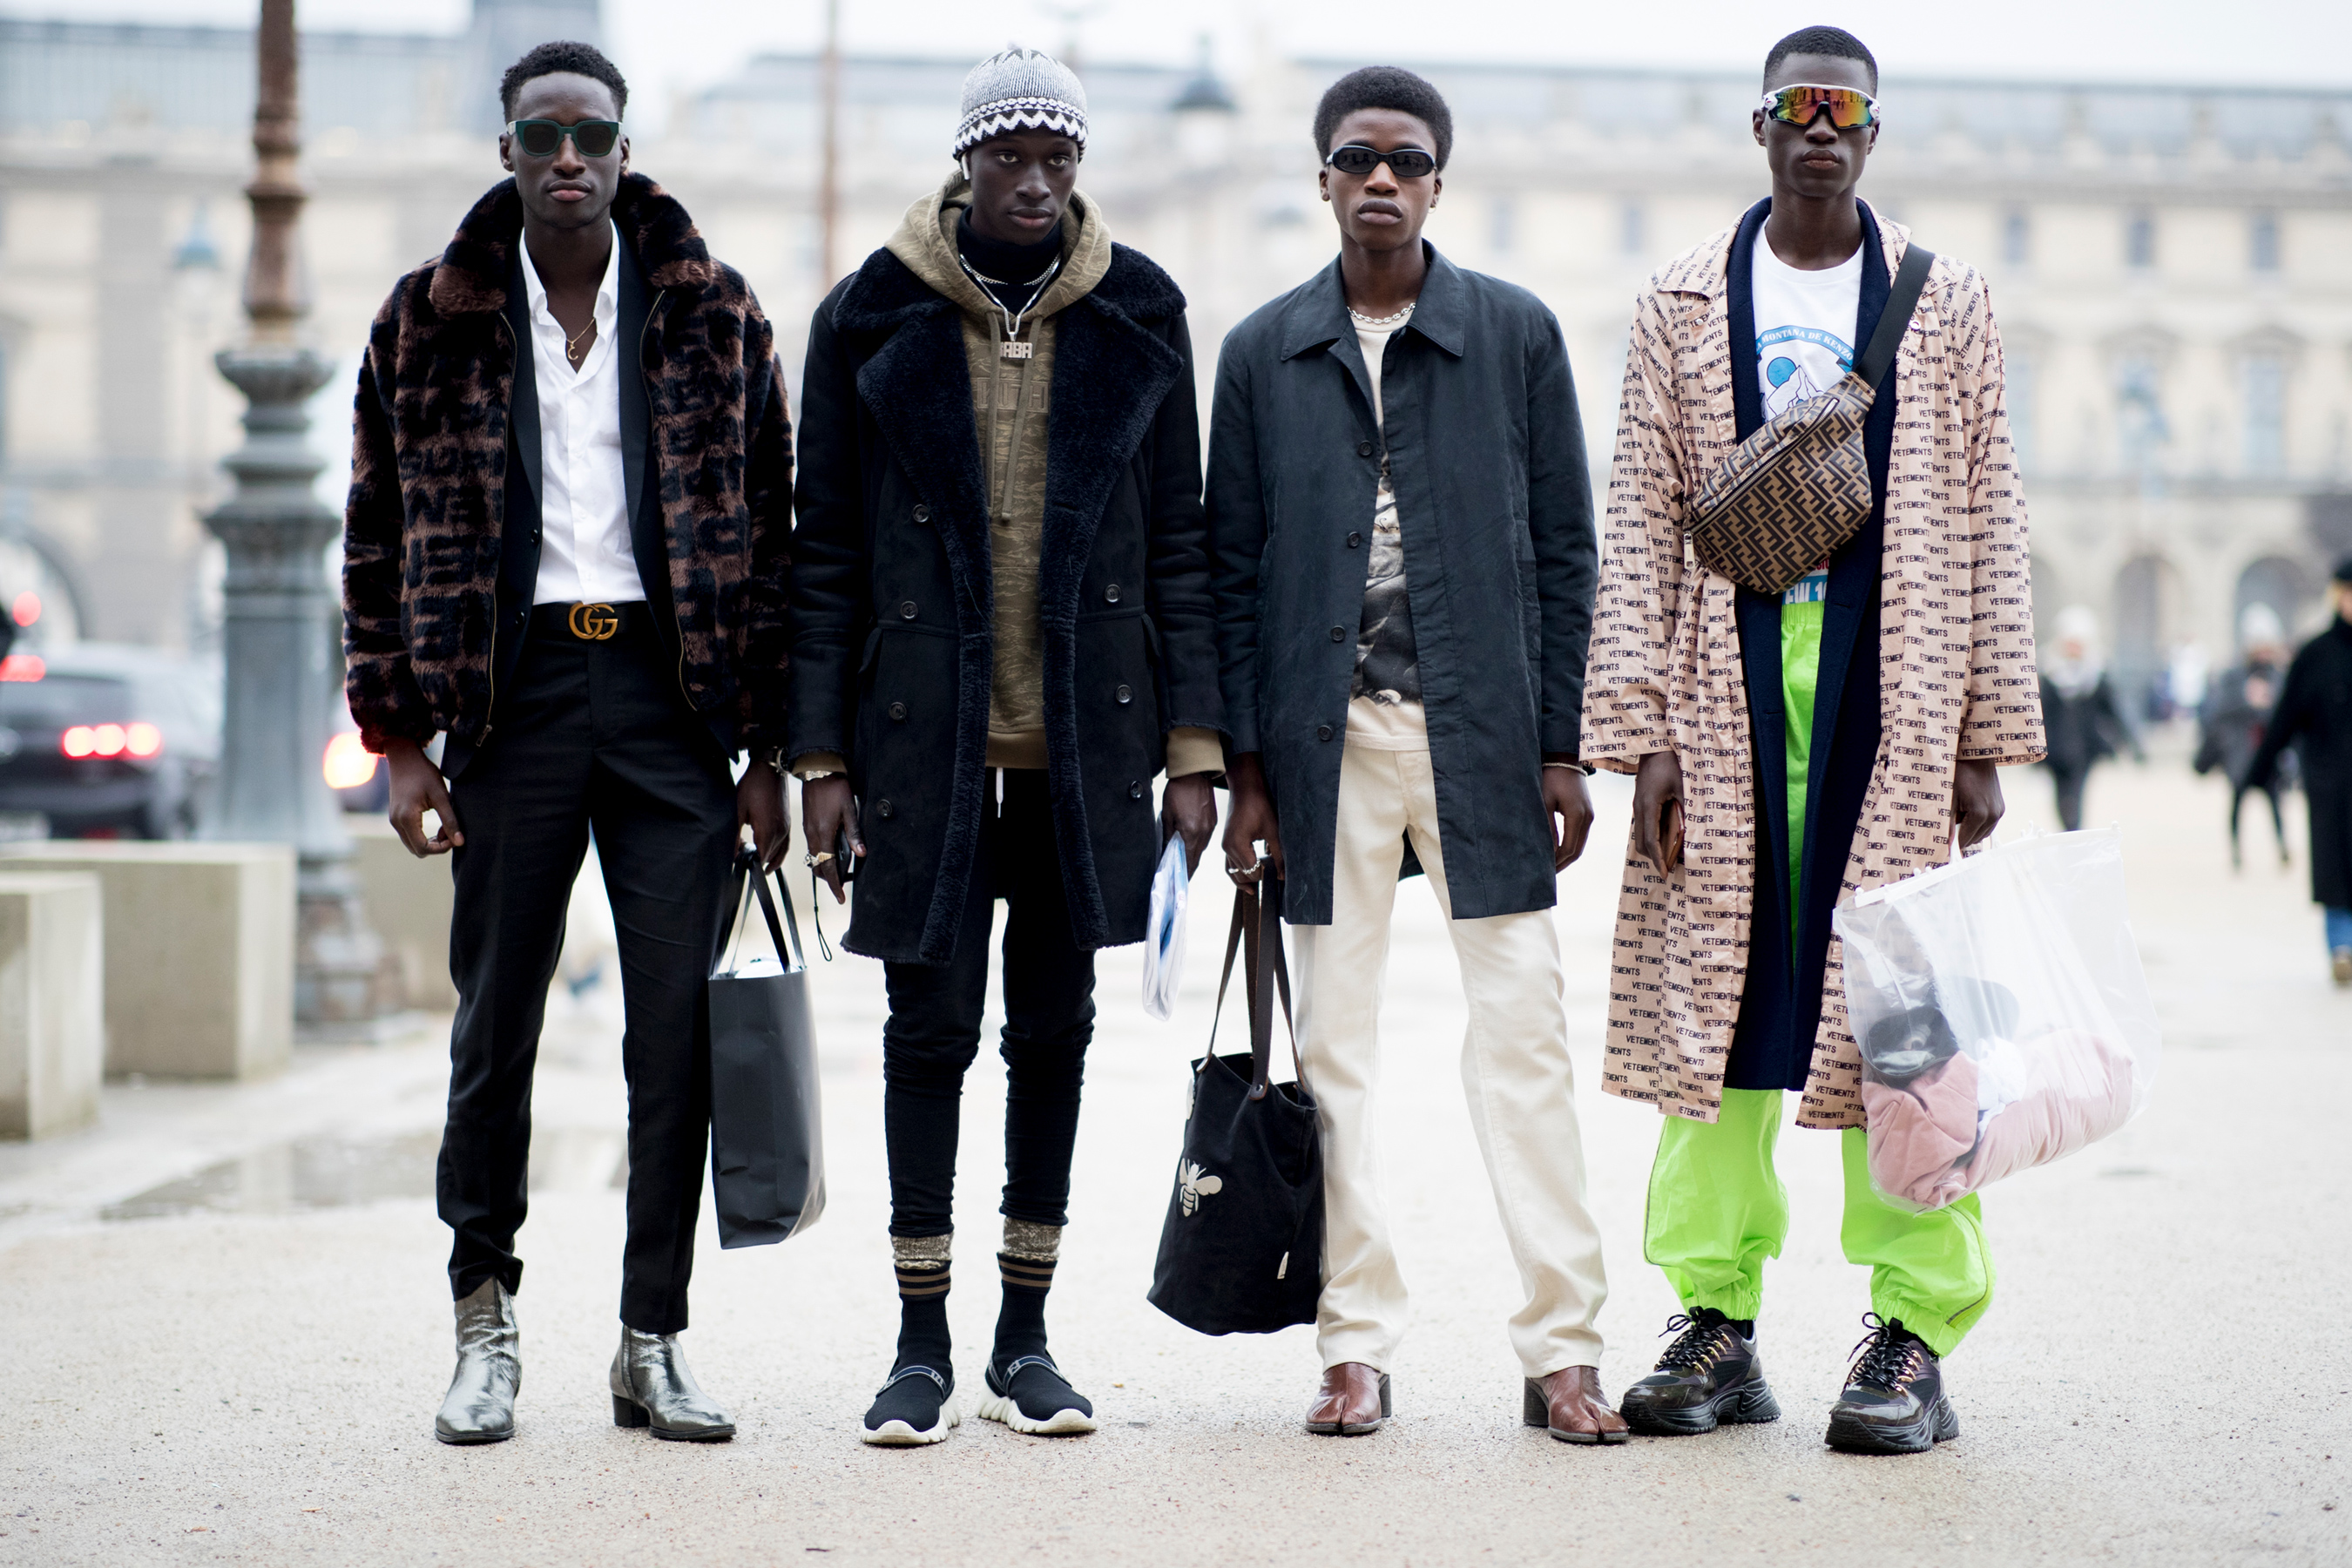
[1348,301,1416,330]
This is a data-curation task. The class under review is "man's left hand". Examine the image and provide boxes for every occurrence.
[1543,756,1593,871]
[738,762,790,871]
[1162,772,1218,878]
[1953,758,2004,849]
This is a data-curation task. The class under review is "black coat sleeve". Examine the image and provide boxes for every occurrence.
[1203,329,1265,756]
[1141,312,1223,743]
[2243,643,2320,794]
[1524,306,1598,758]
[787,287,868,766]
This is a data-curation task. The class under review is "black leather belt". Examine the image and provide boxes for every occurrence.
[531,601,656,643]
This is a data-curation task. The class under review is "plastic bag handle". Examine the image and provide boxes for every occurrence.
[717,846,807,975]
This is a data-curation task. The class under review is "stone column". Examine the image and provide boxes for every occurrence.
[203,0,391,1029]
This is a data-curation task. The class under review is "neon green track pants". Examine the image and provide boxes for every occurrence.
[1643,1089,1994,1357]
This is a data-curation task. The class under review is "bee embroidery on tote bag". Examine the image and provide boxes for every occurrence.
[1177,1159,1224,1217]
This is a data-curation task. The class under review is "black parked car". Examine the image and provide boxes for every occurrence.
[0,643,220,838]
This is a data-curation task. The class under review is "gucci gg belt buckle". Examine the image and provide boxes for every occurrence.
[567,602,619,640]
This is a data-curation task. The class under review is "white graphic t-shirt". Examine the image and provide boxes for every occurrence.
[1751,235,1863,422]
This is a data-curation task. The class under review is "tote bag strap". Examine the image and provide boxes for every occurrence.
[1203,884,1253,1063]
[1247,876,1302,1101]
[1856,243,1935,391]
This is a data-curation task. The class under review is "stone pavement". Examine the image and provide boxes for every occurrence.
[2,754,2346,1566]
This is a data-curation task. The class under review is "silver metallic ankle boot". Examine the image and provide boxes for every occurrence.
[434,1278,519,1444]
[611,1326,735,1442]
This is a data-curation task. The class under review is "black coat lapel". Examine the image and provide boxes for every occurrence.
[503,258,544,522]
[616,240,665,602]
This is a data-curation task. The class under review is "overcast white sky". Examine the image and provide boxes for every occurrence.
[10,0,2349,124]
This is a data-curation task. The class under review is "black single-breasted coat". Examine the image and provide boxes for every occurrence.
[2246,615,2352,909]
[788,244,1223,964]
[1206,245,1597,925]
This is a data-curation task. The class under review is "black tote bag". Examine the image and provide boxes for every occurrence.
[1146,882,1324,1335]
[706,848,827,1249]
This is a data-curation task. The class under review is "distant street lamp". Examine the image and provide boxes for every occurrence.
[205,0,391,1028]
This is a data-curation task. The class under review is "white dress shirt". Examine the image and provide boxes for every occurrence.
[521,221,647,605]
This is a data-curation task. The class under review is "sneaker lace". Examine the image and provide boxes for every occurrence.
[1654,1313,1736,1374]
[1846,1313,1925,1389]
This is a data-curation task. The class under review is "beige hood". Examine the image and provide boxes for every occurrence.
[883,172,1112,323]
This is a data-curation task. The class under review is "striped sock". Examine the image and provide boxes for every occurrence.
[892,1233,951,1371]
[994,1220,1062,1365]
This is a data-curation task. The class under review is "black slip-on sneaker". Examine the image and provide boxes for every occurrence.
[976,1354,1096,1436]
[861,1364,957,1446]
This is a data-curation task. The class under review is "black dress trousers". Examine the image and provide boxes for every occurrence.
[439,605,738,1335]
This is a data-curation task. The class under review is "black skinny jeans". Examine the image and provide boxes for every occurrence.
[881,769,1095,1240]
[440,608,737,1334]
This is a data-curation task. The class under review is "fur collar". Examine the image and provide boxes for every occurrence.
[427,172,716,317]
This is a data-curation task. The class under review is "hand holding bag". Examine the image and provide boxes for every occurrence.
[706,847,828,1248]
[1146,881,1324,1335]
[1688,242,1935,594]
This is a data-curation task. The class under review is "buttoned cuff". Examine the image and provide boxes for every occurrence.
[1166,727,1223,780]
[791,751,848,781]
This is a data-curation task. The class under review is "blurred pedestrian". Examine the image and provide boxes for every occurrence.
[2038,605,2133,832]
[2195,603,2293,868]
[342,43,793,1446]
[791,46,1222,1446]
[1583,25,2043,1456]
[1208,64,1623,1444]
[2240,559,2352,987]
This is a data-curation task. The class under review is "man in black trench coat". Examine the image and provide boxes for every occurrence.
[789,47,1222,1446]
[2242,558,2352,985]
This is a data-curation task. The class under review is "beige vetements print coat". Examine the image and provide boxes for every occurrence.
[1580,213,2046,1131]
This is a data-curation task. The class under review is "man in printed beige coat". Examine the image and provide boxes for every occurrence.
[1581,26,2043,1456]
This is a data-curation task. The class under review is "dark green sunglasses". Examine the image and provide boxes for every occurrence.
[507,118,622,159]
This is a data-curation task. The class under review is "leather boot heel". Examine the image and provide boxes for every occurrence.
[1522,1379,1548,1428]
[612,1395,650,1429]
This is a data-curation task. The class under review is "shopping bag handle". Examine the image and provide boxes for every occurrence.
[1202,882,1301,1100]
[717,846,808,976]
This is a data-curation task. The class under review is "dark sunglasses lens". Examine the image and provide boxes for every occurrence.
[1387,149,1436,177]
[572,123,618,157]
[517,122,563,157]
[1328,146,1380,175]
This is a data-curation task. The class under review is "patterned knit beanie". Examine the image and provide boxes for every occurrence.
[952,44,1089,159]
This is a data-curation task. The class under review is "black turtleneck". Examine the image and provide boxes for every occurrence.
[956,207,1063,316]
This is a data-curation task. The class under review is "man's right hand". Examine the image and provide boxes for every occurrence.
[801,774,862,904]
[1632,749,1686,880]
[384,737,462,857]
[1221,752,1285,888]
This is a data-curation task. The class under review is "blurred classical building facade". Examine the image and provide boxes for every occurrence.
[2,10,2347,712]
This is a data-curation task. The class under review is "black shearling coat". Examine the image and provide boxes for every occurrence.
[788,243,1222,964]
[1206,247,1597,925]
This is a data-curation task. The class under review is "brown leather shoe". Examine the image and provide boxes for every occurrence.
[1523,1365,1632,1445]
[1304,1362,1391,1435]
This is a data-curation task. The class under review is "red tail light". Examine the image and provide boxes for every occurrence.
[61,722,162,760]
[2,653,45,682]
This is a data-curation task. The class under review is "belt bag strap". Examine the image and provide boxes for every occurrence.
[1686,243,1936,597]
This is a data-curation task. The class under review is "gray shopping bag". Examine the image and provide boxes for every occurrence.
[707,848,826,1247]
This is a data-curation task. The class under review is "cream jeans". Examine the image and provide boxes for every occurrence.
[1291,742,1609,1379]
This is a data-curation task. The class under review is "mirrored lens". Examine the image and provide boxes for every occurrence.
[1326,145,1436,178]
[1765,86,1876,130]
[571,122,619,158]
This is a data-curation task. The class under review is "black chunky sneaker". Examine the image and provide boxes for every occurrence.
[1825,1315,1957,1455]
[1618,1308,1782,1436]
[976,1354,1097,1436]
[861,1364,957,1446]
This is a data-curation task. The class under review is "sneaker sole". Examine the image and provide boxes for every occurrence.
[1619,1374,1782,1437]
[861,1405,960,1446]
[975,1392,1096,1436]
[1824,1394,1959,1456]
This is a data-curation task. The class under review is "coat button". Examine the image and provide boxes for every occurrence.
[899,600,918,619]
[1317,724,1334,741]
[1347,531,1362,549]
[1115,684,1132,704]
[875,799,895,819]
[1129,780,1145,799]
[888,701,908,720]
[1105,584,1122,603]
[912,504,930,523]
[1356,441,1375,457]
[1329,625,1346,642]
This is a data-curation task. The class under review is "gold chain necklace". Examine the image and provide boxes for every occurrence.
[565,319,596,366]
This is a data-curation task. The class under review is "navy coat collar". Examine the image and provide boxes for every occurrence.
[1275,241,1469,362]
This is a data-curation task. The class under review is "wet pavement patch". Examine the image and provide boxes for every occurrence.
[102,1129,625,1220]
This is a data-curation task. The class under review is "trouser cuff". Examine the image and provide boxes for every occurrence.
[1874,1294,1971,1358]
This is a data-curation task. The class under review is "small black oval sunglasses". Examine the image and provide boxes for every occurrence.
[1325,144,1437,179]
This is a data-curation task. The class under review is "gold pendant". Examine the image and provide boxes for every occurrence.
[999,340,1034,360]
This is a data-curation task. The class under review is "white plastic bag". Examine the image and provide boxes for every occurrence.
[1141,835,1189,1021]
[1832,829,2159,1212]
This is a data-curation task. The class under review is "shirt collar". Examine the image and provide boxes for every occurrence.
[518,219,621,329]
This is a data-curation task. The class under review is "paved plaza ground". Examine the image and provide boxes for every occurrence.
[2,751,2347,1565]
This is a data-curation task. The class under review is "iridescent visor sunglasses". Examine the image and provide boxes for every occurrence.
[1758,84,1880,131]
[507,118,623,158]
[1325,144,1438,179]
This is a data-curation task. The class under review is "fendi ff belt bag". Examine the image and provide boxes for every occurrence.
[1687,243,1936,595]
